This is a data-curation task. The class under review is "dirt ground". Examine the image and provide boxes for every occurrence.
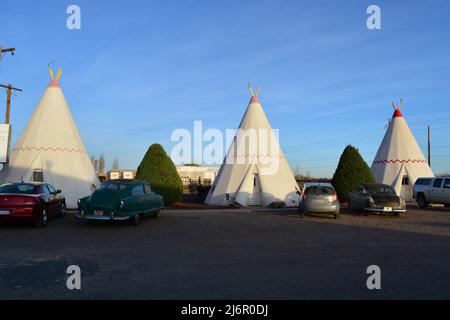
[0,204,449,299]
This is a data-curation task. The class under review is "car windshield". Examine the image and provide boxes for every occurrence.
[0,184,38,194]
[305,186,335,195]
[367,186,395,195]
[98,182,128,191]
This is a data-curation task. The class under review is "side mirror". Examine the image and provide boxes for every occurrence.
[56,189,62,194]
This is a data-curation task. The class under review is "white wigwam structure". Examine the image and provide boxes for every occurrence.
[371,100,434,201]
[0,67,99,208]
[205,86,300,207]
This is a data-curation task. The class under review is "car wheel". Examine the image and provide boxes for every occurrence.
[130,214,141,225]
[35,209,48,227]
[417,194,429,208]
[151,210,161,218]
[59,202,67,217]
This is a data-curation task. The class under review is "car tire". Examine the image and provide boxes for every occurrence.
[417,193,429,208]
[130,214,141,225]
[59,202,67,217]
[151,210,161,218]
[35,209,48,227]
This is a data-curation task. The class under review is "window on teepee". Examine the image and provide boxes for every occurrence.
[401,176,409,186]
[33,169,44,182]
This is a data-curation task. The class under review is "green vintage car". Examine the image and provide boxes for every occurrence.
[76,179,164,225]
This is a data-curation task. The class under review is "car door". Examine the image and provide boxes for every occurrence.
[143,183,156,212]
[441,178,450,205]
[131,184,146,213]
[47,184,61,209]
[430,178,444,202]
[42,184,56,216]
[354,186,365,210]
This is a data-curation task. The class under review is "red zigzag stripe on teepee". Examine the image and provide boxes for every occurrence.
[13,146,86,154]
[373,159,427,164]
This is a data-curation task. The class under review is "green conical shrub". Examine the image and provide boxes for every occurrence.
[332,145,375,202]
[136,144,183,205]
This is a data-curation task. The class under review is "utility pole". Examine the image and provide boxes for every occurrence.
[428,126,431,167]
[0,84,22,124]
[0,84,22,164]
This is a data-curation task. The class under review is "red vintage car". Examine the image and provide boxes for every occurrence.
[0,182,66,227]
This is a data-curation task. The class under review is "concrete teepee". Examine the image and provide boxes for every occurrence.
[371,100,434,200]
[205,86,300,207]
[0,67,99,208]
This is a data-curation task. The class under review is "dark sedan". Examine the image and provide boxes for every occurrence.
[348,183,406,215]
[0,182,66,227]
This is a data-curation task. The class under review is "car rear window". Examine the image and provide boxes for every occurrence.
[415,178,433,186]
[98,182,128,191]
[0,184,38,194]
[367,186,395,195]
[305,186,335,195]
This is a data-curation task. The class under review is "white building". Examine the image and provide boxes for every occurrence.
[177,165,219,186]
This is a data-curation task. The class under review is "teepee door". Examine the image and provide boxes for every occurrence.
[248,174,262,206]
[400,175,412,201]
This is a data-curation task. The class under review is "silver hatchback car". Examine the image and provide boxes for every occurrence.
[298,183,340,219]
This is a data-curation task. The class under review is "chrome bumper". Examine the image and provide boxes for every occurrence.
[365,207,406,213]
[75,214,130,221]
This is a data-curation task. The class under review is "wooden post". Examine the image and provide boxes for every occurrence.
[5,84,12,124]
[428,126,431,167]
[0,83,22,164]
[0,84,22,124]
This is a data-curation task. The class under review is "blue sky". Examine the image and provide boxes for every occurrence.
[1,0,450,177]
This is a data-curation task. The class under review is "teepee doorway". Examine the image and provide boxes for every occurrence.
[400,175,412,201]
[248,174,262,206]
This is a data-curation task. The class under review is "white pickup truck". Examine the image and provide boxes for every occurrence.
[413,177,450,208]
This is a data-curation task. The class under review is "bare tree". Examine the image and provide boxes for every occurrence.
[99,154,105,174]
[112,158,120,171]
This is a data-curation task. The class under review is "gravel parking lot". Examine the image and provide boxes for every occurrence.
[0,204,449,299]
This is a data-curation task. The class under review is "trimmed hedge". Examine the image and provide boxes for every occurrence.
[136,144,183,205]
[332,145,375,202]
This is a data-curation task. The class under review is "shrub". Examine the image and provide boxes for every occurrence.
[332,145,375,202]
[136,144,183,205]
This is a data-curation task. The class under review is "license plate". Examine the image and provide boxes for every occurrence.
[94,210,103,216]
[0,210,10,215]
[384,207,393,212]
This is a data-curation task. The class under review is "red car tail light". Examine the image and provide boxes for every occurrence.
[333,192,338,202]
